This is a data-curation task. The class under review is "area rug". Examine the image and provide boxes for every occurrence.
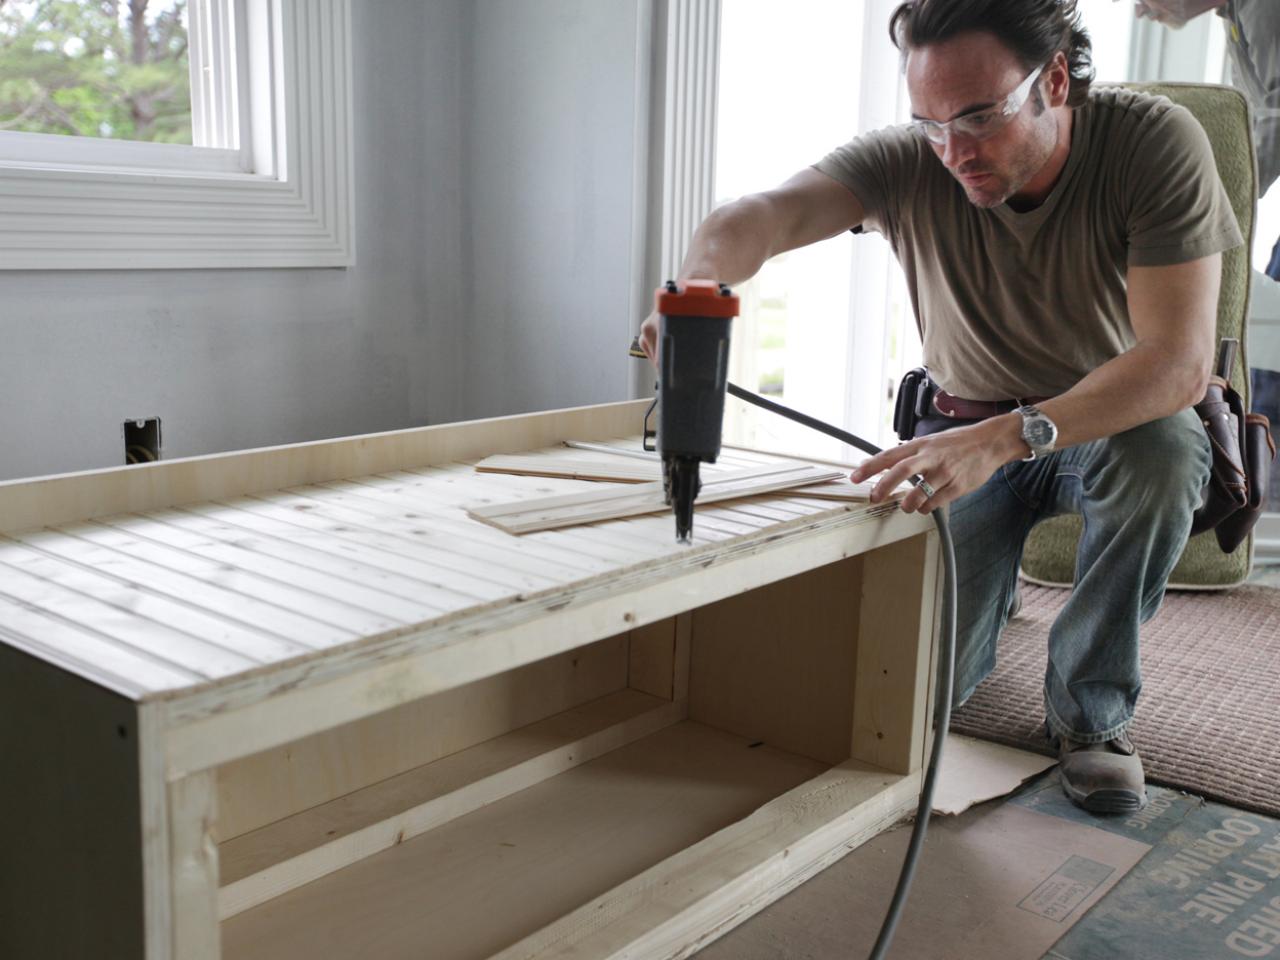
[950,583,1280,817]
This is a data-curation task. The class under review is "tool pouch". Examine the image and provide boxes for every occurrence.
[1189,342,1277,553]
[1212,412,1276,553]
[893,367,934,442]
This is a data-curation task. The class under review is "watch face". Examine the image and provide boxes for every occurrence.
[1025,417,1055,447]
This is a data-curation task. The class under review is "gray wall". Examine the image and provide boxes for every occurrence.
[0,0,650,482]
[461,0,650,419]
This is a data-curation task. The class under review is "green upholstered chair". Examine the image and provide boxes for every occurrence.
[1020,82,1258,589]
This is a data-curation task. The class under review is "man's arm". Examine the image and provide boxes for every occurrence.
[638,169,864,360]
[852,254,1220,513]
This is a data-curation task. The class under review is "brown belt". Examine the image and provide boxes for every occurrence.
[932,389,1049,420]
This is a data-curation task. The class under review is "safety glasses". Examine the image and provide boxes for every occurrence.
[910,63,1047,145]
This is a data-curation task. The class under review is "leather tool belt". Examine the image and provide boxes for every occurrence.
[892,367,1046,440]
[1190,340,1276,554]
[892,342,1275,555]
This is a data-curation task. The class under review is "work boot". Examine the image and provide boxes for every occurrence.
[1053,730,1148,814]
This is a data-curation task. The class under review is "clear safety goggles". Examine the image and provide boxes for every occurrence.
[909,63,1046,145]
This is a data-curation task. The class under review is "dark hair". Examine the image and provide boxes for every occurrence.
[889,0,1094,109]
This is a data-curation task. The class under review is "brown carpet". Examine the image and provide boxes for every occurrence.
[950,583,1280,817]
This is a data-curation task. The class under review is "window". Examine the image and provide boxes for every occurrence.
[714,0,915,459]
[1,1,195,145]
[0,0,353,269]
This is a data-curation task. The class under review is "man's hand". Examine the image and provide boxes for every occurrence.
[638,310,660,367]
[850,414,1025,513]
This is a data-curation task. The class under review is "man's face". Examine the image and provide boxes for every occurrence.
[905,31,1059,209]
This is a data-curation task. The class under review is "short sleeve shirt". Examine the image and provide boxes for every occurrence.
[813,86,1243,400]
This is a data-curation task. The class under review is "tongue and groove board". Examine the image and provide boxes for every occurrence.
[0,399,940,960]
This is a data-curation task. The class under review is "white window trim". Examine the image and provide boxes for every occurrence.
[0,0,354,270]
[651,0,721,281]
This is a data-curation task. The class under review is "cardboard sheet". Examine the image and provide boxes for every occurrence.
[934,734,1057,815]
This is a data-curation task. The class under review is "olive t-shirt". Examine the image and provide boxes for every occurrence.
[813,86,1243,400]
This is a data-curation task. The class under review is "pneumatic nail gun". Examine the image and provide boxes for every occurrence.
[633,280,739,543]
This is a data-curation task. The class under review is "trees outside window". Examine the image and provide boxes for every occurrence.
[0,0,192,144]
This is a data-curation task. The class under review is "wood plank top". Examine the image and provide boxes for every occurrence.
[0,408,907,705]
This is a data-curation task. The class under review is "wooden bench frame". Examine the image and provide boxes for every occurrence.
[0,399,941,960]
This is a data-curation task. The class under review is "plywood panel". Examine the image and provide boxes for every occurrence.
[689,556,864,765]
[628,616,677,700]
[221,722,826,960]
[852,533,939,775]
[215,633,629,840]
[218,691,685,919]
[0,400,650,536]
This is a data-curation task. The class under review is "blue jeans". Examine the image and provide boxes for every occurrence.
[920,408,1212,743]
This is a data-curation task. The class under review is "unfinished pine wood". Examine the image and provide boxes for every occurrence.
[220,721,828,960]
[563,439,657,460]
[0,548,273,679]
[690,556,863,766]
[239,472,592,585]
[81,514,443,627]
[43,520,414,638]
[215,633,628,841]
[494,445,871,502]
[169,771,219,960]
[468,463,844,534]
[490,761,921,960]
[218,690,685,920]
[305,478,611,578]
[628,616,677,700]
[0,592,197,698]
[162,505,923,779]
[448,467,710,555]
[1,400,939,960]
[0,399,651,536]
[234,492,563,594]
[476,454,661,483]
[852,532,941,774]
[201,497,533,600]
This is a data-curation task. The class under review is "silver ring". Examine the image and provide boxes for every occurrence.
[917,478,936,499]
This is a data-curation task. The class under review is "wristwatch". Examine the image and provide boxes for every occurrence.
[1017,405,1058,461]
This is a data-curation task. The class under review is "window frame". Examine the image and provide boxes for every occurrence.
[0,0,354,270]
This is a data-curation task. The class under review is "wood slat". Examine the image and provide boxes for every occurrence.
[84,516,436,628]
[334,483,634,572]
[468,464,844,535]
[159,504,481,613]
[8,529,344,653]
[188,498,515,605]
[475,455,660,484]
[0,597,198,696]
[0,551,264,677]
[305,479,611,581]
[448,470,704,556]
[562,439,657,461]
[230,492,565,596]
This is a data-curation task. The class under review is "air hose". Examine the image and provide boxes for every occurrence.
[725,381,958,960]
